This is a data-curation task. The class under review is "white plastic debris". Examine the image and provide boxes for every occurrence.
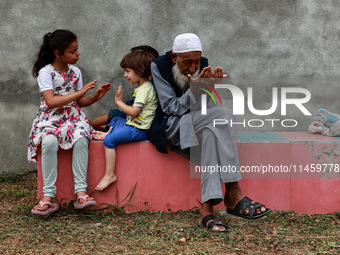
[309,108,340,136]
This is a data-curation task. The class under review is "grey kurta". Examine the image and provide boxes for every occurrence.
[151,61,242,205]
[151,62,197,149]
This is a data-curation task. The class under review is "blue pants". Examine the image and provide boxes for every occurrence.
[104,116,148,149]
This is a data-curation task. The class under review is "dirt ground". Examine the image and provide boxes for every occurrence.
[0,171,339,254]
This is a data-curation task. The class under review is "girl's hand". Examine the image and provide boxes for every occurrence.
[77,80,110,107]
[115,85,123,104]
[43,81,96,109]
[93,83,111,101]
[79,80,97,96]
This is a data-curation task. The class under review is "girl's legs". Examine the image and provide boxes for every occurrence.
[95,147,117,191]
[72,137,95,203]
[33,135,58,211]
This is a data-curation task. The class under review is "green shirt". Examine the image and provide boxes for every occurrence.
[126,81,158,130]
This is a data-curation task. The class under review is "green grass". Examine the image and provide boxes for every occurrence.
[0,172,25,183]
[0,171,339,254]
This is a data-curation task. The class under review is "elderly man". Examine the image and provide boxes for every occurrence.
[150,33,271,232]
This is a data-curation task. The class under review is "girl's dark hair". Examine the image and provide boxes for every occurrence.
[32,29,77,77]
[120,50,156,78]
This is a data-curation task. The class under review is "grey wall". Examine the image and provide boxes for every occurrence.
[1,0,340,173]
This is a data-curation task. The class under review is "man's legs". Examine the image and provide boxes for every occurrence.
[192,107,268,230]
[199,123,242,205]
[198,126,243,231]
[192,107,241,197]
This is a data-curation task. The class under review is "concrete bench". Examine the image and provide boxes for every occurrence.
[37,132,340,214]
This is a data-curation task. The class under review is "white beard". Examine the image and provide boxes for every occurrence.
[172,62,199,90]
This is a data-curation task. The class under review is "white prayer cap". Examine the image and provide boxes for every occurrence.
[172,33,202,53]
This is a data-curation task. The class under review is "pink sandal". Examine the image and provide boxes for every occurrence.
[31,200,59,216]
[74,195,96,209]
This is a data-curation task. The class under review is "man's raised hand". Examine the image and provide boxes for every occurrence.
[213,66,227,79]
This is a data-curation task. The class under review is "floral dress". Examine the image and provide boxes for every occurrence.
[28,64,92,163]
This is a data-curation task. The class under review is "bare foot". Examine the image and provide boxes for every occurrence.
[92,130,108,141]
[95,174,117,191]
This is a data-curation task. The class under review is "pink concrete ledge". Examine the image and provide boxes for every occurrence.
[37,132,340,214]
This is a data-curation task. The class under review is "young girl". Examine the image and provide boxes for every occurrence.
[28,29,111,215]
[92,49,158,191]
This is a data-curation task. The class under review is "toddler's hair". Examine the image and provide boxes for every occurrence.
[120,50,156,78]
[130,45,159,59]
[32,29,77,77]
